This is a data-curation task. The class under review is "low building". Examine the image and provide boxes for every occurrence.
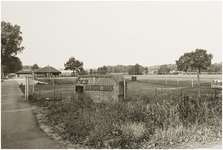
[75,75,127,103]
[16,69,33,77]
[35,65,61,77]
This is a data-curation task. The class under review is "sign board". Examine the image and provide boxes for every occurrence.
[212,79,222,89]
[85,85,113,91]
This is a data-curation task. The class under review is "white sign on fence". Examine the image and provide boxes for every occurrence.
[211,79,222,89]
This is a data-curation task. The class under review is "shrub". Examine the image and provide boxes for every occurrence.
[19,83,25,93]
[33,87,222,148]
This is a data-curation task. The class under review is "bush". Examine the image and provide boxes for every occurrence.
[33,88,222,148]
[19,83,25,93]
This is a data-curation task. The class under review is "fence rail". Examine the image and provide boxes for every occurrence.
[126,75,222,88]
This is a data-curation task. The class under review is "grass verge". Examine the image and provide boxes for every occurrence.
[29,83,222,148]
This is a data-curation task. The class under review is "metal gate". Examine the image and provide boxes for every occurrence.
[25,76,34,100]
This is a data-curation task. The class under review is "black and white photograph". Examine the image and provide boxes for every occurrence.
[1,1,222,149]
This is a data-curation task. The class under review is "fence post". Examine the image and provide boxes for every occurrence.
[166,77,167,85]
[25,76,27,100]
[53,76,55,100]
[124,73,126,100]
[211,78,213,88]
[192,79,193,87]
[33,76,35,93]
[27,76,29,100]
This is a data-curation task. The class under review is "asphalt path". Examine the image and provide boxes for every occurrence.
[1,79,60,149]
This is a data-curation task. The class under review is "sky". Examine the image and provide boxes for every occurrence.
[1,1,222,69]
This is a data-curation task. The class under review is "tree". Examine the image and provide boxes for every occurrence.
[207,62,222,73]
[176,49,213,86]
[89,69,93,75]
[97,66,107,74]
[176,52,192,73]
[1,21,25,75]
[64,57,83,76]
[31,63,39,70]
[7,56,23,73]
[158,65,171,74]
[190,49,213,86]
[144,67,149,74]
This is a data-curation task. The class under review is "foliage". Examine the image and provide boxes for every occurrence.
[78,70,88,75]
[127,64,145,75]
[158,65,171,74]
[176,49,213,86]
[1,21,24,74]
[19,83,25,93]
[64,57,83,76]
[176,49,213,73]
[32,86,221,149]
[97,66,107,74]
[31,63,40,70]
[207,62,222,73]
[176,52,192,73]
[6,56,23,73]
[89,69,94,75]
[190,49,213,73]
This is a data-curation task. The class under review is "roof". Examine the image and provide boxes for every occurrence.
[76,75,125,83]
[36,65,61,73]
[16,70,32,74]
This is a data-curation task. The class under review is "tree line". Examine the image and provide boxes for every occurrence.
[88,64,149,75]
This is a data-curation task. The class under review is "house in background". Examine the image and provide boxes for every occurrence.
[59,68,74,77]
[16,69,33,77]
[35,65,61,78]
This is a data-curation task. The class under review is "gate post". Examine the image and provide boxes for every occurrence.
[25,76,27,100]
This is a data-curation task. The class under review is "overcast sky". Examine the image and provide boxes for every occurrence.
[1,1,222,69]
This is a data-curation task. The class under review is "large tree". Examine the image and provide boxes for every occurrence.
[176,49,213,86]
[190,49,213,86]
[1,21,24,75]
[176,52,192,74]
[7,56,23,73]
[64,57,83,76]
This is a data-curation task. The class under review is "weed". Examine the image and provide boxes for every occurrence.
[32,79,222,148]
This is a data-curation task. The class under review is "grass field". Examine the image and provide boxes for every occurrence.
[30,75,222,148]
[34,75,221,100]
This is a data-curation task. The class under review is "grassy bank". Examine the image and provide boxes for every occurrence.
[30,80,222,149]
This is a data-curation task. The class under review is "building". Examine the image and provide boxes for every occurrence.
[75,75,127,103]
[16,69,33,77]
[35,65,61,77]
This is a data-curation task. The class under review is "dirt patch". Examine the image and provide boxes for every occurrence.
[176,140,222,149]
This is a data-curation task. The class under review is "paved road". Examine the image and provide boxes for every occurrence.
[1,79,60,149]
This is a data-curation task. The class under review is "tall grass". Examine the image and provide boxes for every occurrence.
[30,87,222,148]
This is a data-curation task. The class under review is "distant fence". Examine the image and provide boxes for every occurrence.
[125,75,222,88]
[33,77,75,101]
